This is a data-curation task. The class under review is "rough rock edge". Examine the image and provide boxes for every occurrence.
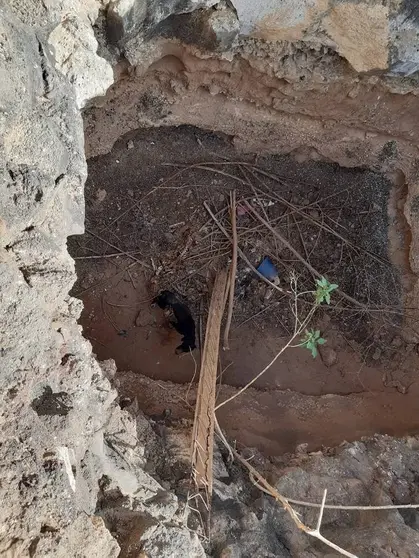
[0,3,204,557]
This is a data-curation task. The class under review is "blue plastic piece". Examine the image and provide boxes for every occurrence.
[256,257,278,281]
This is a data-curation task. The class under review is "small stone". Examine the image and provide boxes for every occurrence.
[164,232,175,245]
[372,347,382,360]
[295,443,308,454]
[347,85,360,98]
[319,346,338,367]
[390,336,403,349]
[95,188,107,203]
[127,140,134,149]
[263,287,274,302]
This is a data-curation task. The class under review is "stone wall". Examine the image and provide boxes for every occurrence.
[0,2,202,556]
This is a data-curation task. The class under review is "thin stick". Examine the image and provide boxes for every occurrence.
[223,190,237,350]
[214,416,233,463]
[85,229,151,270]
[74,261,139,297]
[234,301,281,329]
[316,489,327,531]
[229,446,357,558]
[203,201,291,296]
[281,498,419,511]
[215,292,316,410]
[73,250,144,260]
[243,201,366,310]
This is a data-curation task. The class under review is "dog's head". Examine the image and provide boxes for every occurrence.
[153,290,177,309]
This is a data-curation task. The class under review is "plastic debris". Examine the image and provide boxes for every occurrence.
[257,257,279,284]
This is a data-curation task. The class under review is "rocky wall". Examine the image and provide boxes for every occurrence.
[2,0,419,557]
[0,2,203,556]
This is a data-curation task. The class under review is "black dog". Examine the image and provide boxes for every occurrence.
[153,290,196,354]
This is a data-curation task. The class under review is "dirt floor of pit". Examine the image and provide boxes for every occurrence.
[68,125,419,453]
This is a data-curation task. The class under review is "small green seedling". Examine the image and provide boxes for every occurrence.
[300,329,325,358]
[315,277,338,305]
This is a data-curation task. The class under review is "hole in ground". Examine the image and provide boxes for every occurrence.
[68,125,419,454]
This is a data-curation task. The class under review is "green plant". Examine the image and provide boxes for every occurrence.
[300,329,325,358]
[315,277,338,305]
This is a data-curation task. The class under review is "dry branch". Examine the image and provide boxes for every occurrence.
[191,269,228,496]
[203,201,291,296]
[230,447,357,558]
[215,297,316,410]
[223,190,238,350]
[85,229,151,270]
[73,250,144,260]
[243,201,367,309]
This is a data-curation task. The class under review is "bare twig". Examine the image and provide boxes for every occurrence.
[234,301,282,329]
[101,295,119,332]
[230,447,357,558]
[243,201,367,310]
[86,229,151,270]
[215,281,316,410]
[281,498,419,511]
[74,261,139,297]
[73,250,144,260]
[203,201,291,296]
[223,190,238,350]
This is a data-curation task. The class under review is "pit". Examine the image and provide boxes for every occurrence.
[70,110,419,455]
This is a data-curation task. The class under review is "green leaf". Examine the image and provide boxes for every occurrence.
[314,277,339,306]
[300,329,326,358]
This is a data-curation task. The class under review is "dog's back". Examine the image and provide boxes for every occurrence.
[153,290,196,353]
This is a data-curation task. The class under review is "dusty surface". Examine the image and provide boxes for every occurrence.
[116,371,419,455]
[68,125,419,455]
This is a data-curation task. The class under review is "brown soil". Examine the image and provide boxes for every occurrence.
[69,125,419,454]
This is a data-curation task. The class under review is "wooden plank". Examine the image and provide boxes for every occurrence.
[191,269,228,496]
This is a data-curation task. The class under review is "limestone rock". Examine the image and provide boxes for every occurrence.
[107,0,147,44]
[324,3,389,72]
[49,515,120,558]
[141,525,205,558]
[48,16,114,108]
[389,4,419,76]
[146,0,219,26]
[231,0,328,40]
[207,2,240,50]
